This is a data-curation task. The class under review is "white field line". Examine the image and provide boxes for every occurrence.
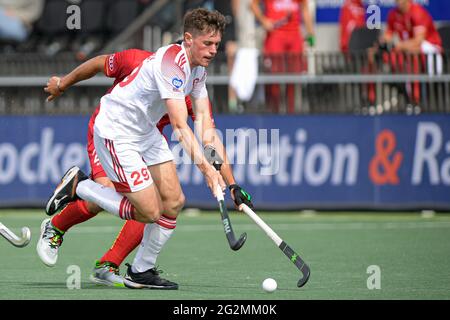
[67,221,450,234]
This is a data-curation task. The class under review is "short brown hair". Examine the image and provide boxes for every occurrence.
[183,8,226,36]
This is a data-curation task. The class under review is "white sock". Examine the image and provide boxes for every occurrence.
[132,215,176,273]
[76,179,135,220]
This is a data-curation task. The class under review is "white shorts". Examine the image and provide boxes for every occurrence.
[93,130,174,193]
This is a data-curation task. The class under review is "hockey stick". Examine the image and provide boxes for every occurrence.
[215,185,247,251]
[0,222,32,248]
[204,145,247,251]
[240,204,310,287]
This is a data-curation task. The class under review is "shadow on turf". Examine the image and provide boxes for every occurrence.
[18,282,68,289]
[17,282,302,292]
[180,283,300,292]
[18,282,123,290]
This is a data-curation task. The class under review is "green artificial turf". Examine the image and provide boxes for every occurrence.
[0,209,449,300]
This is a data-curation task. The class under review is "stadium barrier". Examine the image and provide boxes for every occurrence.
[1,50,449,114]
[1,114,449,210]
[1,72,450,115]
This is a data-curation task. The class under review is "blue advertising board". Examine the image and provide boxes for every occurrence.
[0,116,91,206]
[316,0,450,23]
[1,115,449,210]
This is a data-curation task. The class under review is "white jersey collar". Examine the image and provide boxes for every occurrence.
[181,42,192,73]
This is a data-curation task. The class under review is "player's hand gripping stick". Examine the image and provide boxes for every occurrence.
[204,145,247,251]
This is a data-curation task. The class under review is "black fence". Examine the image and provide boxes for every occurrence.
[0,51,449,115]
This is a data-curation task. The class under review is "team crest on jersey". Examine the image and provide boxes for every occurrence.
[172,77,183,89]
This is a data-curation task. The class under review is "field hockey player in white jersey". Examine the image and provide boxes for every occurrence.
[45,8,252,289]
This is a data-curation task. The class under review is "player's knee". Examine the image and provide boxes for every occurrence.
[175,192,185,212]
[140,207,163,223]
[94,177,115,189]
[164,193,185,216]
[86,201,102,215]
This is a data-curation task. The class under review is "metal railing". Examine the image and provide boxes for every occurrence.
[0,51,449,115]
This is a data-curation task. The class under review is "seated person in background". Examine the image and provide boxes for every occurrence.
[339,0,366,53]
[0,0,44,43]
[378,0,442,74]
[372,0,443,109]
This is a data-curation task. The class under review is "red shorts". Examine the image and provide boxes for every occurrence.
[264,30,305,73]
[87,105,107,180]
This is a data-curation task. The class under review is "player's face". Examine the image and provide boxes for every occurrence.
[185,30,221,67]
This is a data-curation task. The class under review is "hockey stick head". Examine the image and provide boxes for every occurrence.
[220,204,247,251]
[230,232,247,251]
[206,146,247,251]
[0,224,31,248]
[297,264,311,287]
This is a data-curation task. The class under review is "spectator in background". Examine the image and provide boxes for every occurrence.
[0,0,44,43]
[251,0,315,114]
[339,0,366,53]
[229,0,259,112]
[373,0,443,110]
[211,0,240,113]
[378,0,442,74]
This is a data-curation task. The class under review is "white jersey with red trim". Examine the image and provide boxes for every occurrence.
[95,43,208,140]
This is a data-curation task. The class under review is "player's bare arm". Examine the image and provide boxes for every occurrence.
[193,96,235,186]
[231,0,239,18]
[395,28,426,53]
[381,31,393,45]
[165,98,225,196]
[44,55,108,102]
[193,96,253,209]
[301,0,315,46]
[250,0,274,31]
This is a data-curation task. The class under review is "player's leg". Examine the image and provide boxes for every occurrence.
[129,160,184,270]
[99,220,145,267]
[88,144,146,286]
[92,162,183,287]
[92,150,176,285]
[37,119,111,267]
[50,177,111,232]
[85,172,141,288]
[37,178,111,267]
[76,139,162,223]
[264,32,284,113]
[124,137,184,289]
[46,132,164,223]
[286,33,304,114]
[90,220,144,287]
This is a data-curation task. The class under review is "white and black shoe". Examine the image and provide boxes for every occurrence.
[45,166,88,216]
[123,263,178,290]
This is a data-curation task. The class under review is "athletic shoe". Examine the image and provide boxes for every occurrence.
[45,166,88,216]
[36,218,64,267]
[123,263,178,290]
[89,260,125,288]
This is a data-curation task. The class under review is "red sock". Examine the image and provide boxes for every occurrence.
[51,200,97,232]
[100,220,145,266]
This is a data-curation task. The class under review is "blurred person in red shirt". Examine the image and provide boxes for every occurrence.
[251,0,315,113]
[379,0,442,74]
[339,0,366,53]
[373,0,443,109]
